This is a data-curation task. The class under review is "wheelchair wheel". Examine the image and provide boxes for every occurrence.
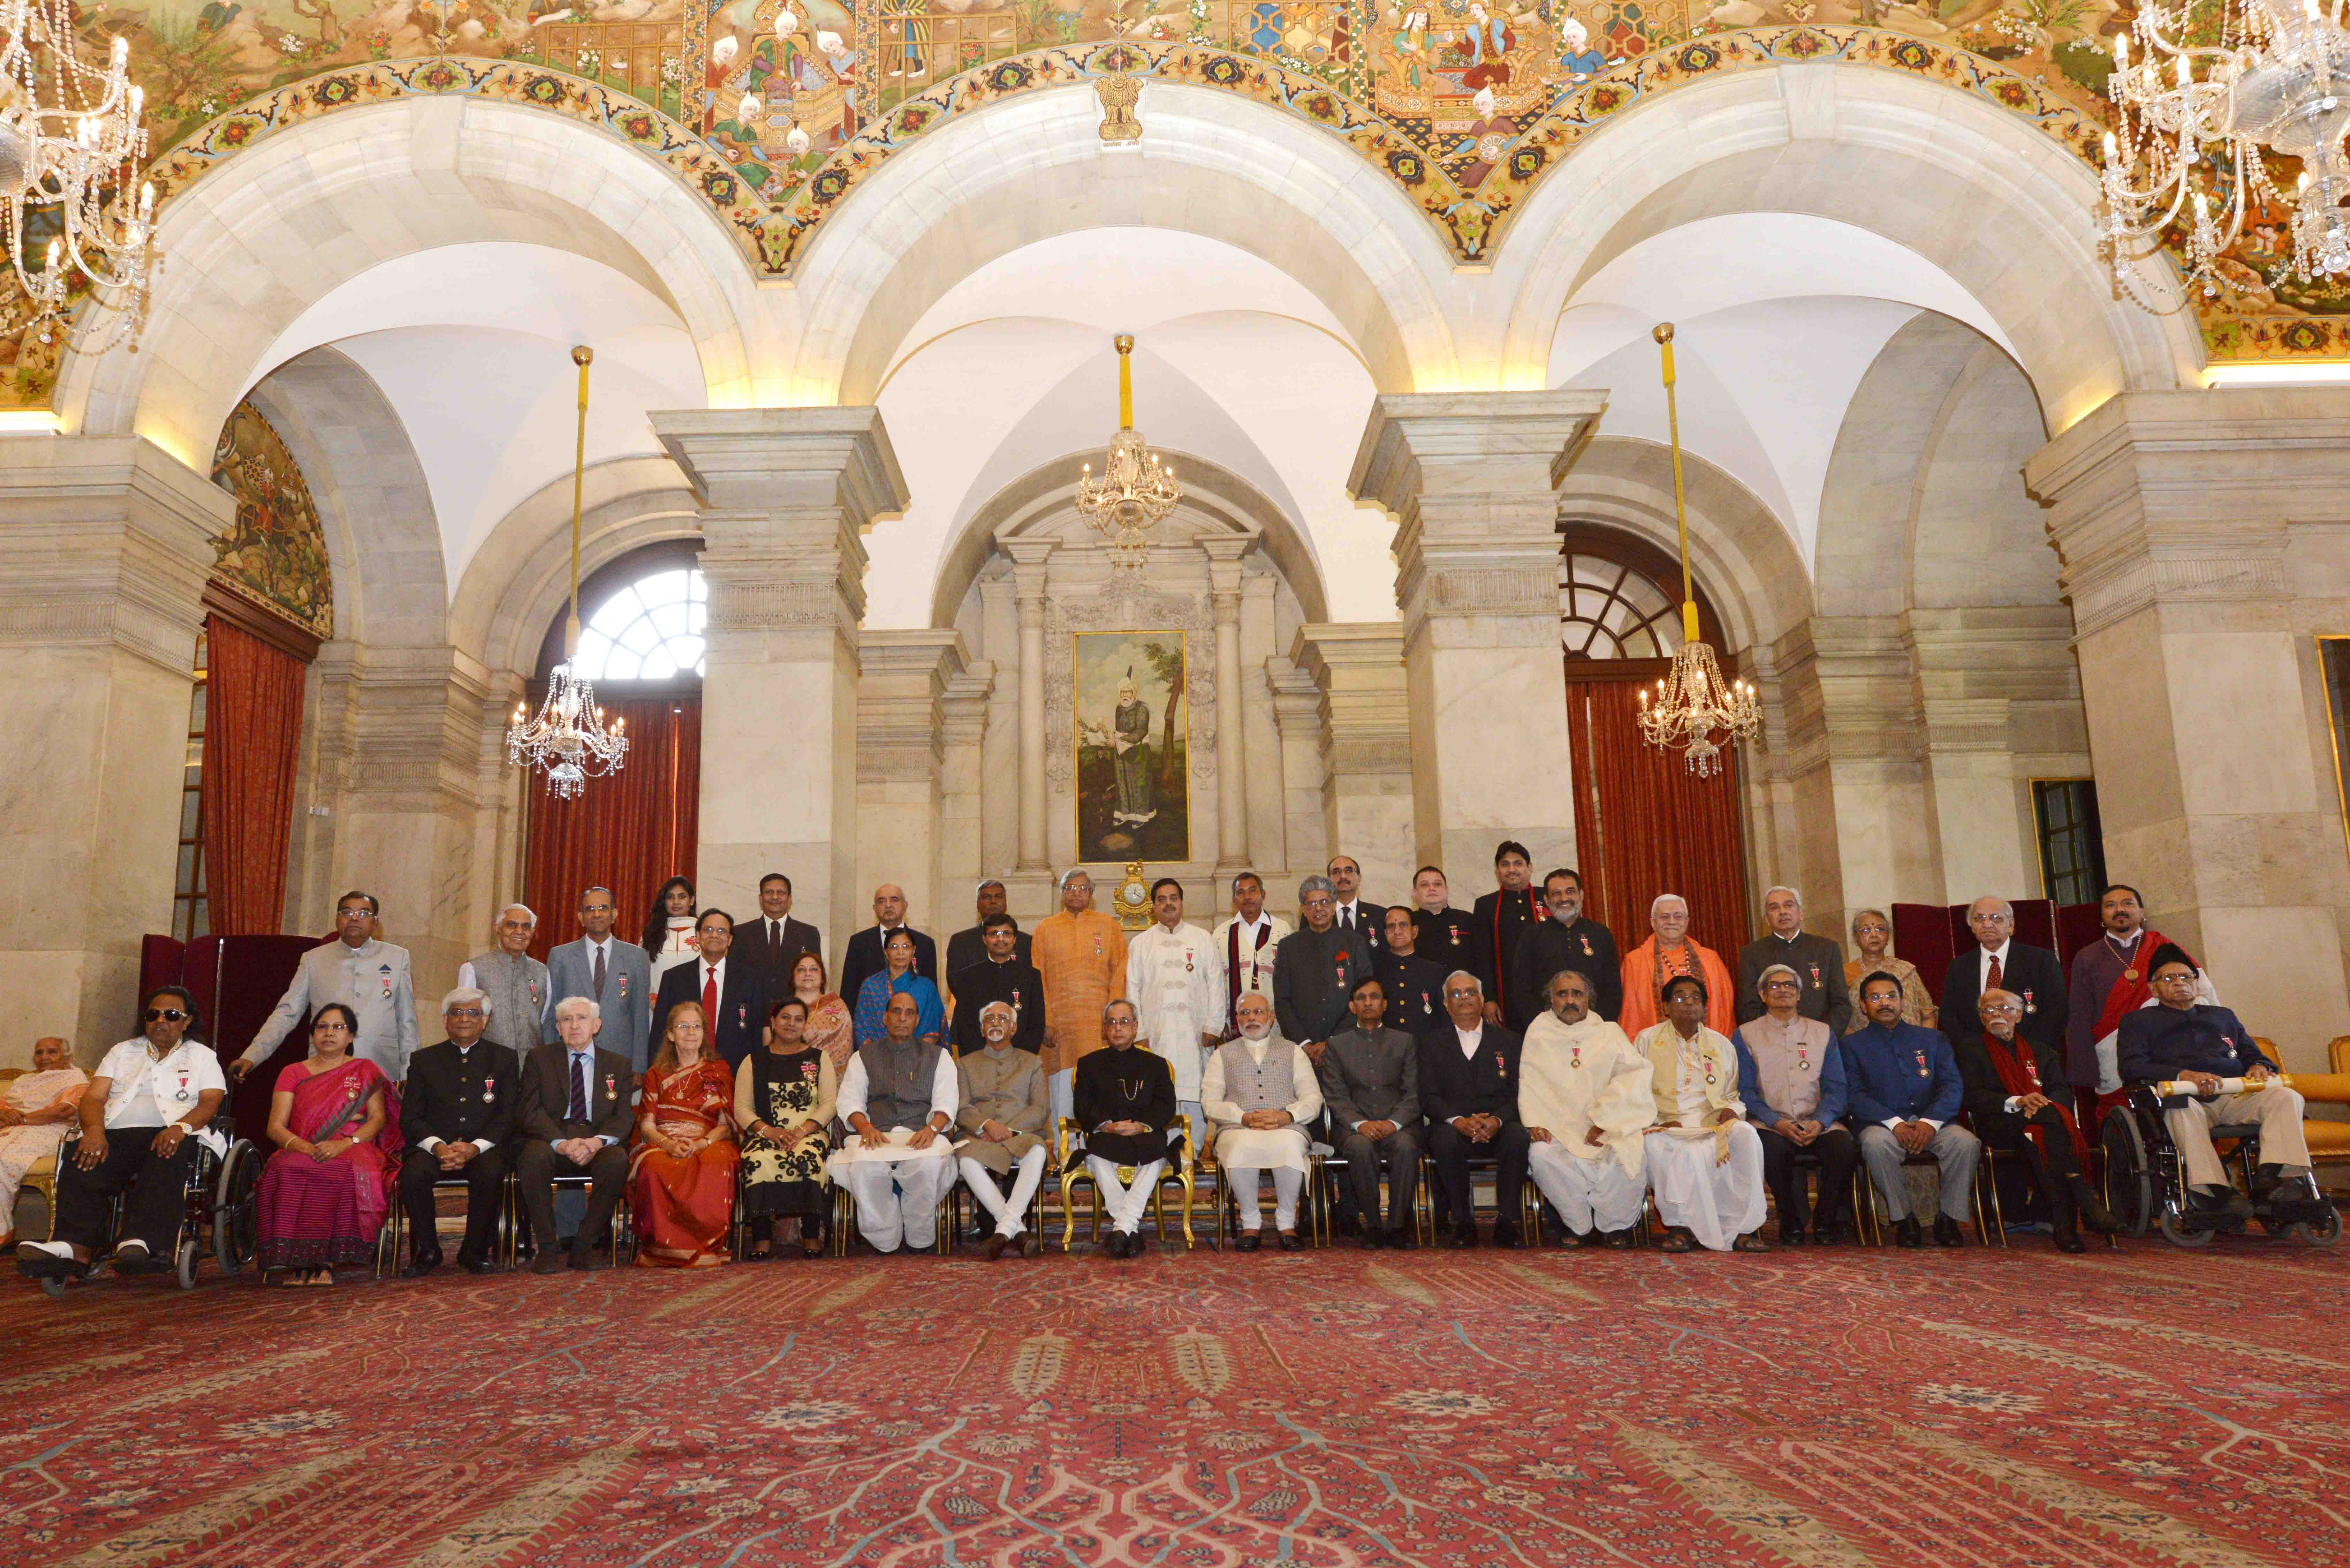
[211,1141,260,1276]
[2158,1209,2217,1248]
[2099,1109,2152,1239]
[39,1274,67,1298]
[2291,1205,2343,1248]
[176,1236,200,1290]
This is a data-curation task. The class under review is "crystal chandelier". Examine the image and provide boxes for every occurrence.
[1636,324,1758,778]
[507,346,627,799]
[1075,333,1179,573]
[0,5,158,350]
[2100,0,2350,304]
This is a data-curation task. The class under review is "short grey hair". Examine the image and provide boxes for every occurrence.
[554,995,601,1023]
[1101,998,1138,1028]
[1850,907,1891,936]
[1059,867,1093,890]
[1762,886,1801,907]
[979,1000,1017,1023]
[1443,970,1484,998]
[498,903,538,926]
[442,986,492,1019]
[1298,875,1335,903]
[1650,893,1689,917]
[1754,963,1800,998]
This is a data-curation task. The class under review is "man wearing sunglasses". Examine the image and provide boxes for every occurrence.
[233,891,420,1082]
[18,987,227,1282]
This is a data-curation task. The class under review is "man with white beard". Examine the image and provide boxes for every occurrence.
[1519,969,1651,1247]
[1126,878,1227,1151]
[1202,993,1323,1252]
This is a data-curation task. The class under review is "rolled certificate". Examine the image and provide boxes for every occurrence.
[2155,1076,2248,1097]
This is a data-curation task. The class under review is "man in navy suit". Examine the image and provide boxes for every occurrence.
[840,884,939,1006]
[653,910,768,1068]
[1843,973,1979,1248]
[1938,896,2066,1073]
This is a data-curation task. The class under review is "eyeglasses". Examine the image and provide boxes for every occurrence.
[336,908,373,920]
[1762,979,1800,991]
[143,1008,188,1023]
[315,1021,354,1033]
[446,1007,484,1018]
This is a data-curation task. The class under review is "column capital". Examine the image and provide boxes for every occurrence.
[1004,537,1058,628]
[1292,623,1410,772]
[857,629,967,786]
[2026,388,2350,639]
[1199,534,1251,613]
[652,407,910,531]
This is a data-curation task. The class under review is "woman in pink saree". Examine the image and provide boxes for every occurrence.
[255,1004,403,1285]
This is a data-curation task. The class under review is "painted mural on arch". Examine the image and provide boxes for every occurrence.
[2,0,2344,412]
[210,398,336,641]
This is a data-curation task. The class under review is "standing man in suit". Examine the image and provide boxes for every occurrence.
[457,903,549,1063]
[841,884,938,1007]
[743,873,822,993]
[1508,868,1623,1028]
[1473,842,1543,1028]
[1377,906,1449,1038]
[397,988,518,1277]
[1734,886,1851,1034]
[1273,876,1374,1066]
[946,880,1031,984]
[1409,866,1485,981]
[1419,970,1529,1248]
[234,891,420,1082]
[544,886,654,1074]
[1317,975,1422,1249]
[1937,896,2066,1074]
[516,997,635,1274]
[1212,871,1289,1031]
[1326,855,1387,956]
[654,909,767,1069]
[948,912,1045,1056]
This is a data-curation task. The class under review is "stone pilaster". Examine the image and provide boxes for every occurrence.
[653,408,907,947]
[2027,388,2350,1066]
[855,628,967,929]
[1202,536,1252,873]
[1005,538,1056,873]
[939,661,996,920]
[0,435,227,1063]
[1265,655,1330,904]
[1349,391,1605,877]
[1292,623,1414,898]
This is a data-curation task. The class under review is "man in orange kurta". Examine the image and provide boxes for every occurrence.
[1034,868,1129,1126]
[1618,893,1735,1037]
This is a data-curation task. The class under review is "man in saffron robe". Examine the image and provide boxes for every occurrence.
[1034,869,1128,1127]
[1618,893,1734,1037]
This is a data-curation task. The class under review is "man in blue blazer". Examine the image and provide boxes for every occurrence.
[1840,971,1979,1248]
[543,886,654,1074]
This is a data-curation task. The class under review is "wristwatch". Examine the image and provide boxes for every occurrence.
[169,1121,193,1135]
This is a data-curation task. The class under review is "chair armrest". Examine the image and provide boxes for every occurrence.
[2286,1072,2350,1106]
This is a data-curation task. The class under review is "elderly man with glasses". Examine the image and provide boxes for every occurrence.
[234,890,420,1082]
[458,904,550,1063]
[396,988,520,1276]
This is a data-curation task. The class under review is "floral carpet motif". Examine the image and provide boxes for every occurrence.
[4,1237,2346,1565]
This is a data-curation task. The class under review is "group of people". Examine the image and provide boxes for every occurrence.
[9,849,2331,1283]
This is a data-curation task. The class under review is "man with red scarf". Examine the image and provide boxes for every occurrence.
[1952,988,2117,1253]
[2064,883,2196,1114]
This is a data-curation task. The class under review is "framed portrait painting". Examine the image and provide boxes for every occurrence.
[1073,631,1190,863]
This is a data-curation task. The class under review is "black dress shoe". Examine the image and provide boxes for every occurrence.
[1573,1228,1605,1249]
[2067,1175,2120,1234]
[2188,1184,2253,1223]
[1359,1233,1384,1251]
[531,1249,566,1276]
[1235,1231,1262,1253]
[1276,1231,1302,1252]
[1932,1216,1965,1248]
[462,1257,497,1276]
[401,1252,443,1279]
[1811,1223,1846,1248]
[1381,1227,1411,1250]
[569,1242,602,1270]
[2053,1223,2087,1255]
[1894,1217,1923,1249]
[1491,1226,1523,1249]
[1449,1226,1478,1249]
[1778,1226,1807,1248]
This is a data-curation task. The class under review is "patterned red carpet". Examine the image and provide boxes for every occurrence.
[6,1234,2347,1567]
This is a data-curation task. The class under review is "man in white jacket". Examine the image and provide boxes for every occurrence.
[1519,967,1652,1247]
[1202,994,1322,1252]
[1127,878,1227,1151]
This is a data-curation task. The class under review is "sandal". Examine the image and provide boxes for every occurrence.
[1659,1231,1695,1254]
[1732,1233,1771,1254]
[309,1268,335,1287]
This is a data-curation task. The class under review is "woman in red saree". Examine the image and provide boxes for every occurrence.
[632,1000,739,1267]
[255,1004,402,1285]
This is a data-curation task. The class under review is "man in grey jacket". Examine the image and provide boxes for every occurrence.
[1273,876,1374,1061]
[543,886,654,1074]
[1317,973,1423,1249]
[235,891,419,1081]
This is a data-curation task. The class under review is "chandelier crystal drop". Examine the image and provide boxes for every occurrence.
[0,3,158,350]
[1075,333,1180,573]
[507,346,628,799]
[2100,0,2350,305]
[1635,324,1759,778]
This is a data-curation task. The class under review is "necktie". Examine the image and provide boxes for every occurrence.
[769,920,782,957]
[703,964,719,1021]
[592,943,606,997]
[1342,907,1353,930]
[1986,952,2003,992]
[569,1053,588,1121]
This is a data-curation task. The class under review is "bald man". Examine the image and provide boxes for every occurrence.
[1937,896,2065,1069]
[842,884,939,1011]
[460,903,551,1063]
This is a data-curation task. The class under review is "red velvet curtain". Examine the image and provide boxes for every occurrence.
[1564,676,1751,958]
[200,614,307,935]
[523,694,701,959]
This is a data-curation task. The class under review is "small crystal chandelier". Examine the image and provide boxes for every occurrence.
[507,346,627,799]
[2100,0,2350,305]
[1636,324,1758,778]
[0,6,159,350]
[1075,333,1179,573]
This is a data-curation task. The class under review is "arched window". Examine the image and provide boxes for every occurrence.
[568,566,707,681]
[1560,551,1684,661]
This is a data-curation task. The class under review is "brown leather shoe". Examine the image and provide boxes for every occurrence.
[982,1233,1007,1261]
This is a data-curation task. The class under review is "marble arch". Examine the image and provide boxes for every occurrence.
[1486,63,2201,431]
[58,95,776,466]
[784,82,1458,404]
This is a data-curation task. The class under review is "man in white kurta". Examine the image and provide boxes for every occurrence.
[1633,973,1769,1253]
[830,992,959,1253]
[1519,969,1651,1245]
[1211,872,1290,1026]
[1127,878,1228,1153]
[1202,994,1323,1249]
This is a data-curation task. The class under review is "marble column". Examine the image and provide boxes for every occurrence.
[1349,392,1605,877]
[1293,623,1414,896]
[2027,388,2350,1067]
[654,409,907,949]
[0,435,227,1063]
[1202,537,1251,872]
[1005,538,1056,872]
[855,629,966,928]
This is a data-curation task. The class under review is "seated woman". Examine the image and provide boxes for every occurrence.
[736,996,836,1259]
[853,928,944,1049]
[788,951,856,1079]
[0,1037,89,1249]
[255,1004,401,1286]
[631,1000,740,1267]
[1632,974,1770,1254]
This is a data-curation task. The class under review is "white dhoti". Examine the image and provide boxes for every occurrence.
[829,1133,956,1253]
[1213,1125,1311,1233]
[958,1146,1047,1238]
[1527,1140,1646,1235]
[1088,1156,1166,1235]
[1644,1122,1767,1251]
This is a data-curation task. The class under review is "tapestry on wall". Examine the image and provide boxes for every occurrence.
[209,398,334,642]
[1073,629,1190,864]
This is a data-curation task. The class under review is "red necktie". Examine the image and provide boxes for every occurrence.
[703,964,718,1020]
[1986,952,2003,992]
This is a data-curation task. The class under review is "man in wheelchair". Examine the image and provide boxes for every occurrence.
[2117,946,2326,1229]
